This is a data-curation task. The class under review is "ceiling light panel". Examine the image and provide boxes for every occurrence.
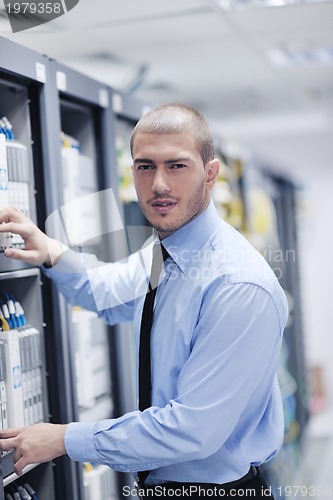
[267,45,333,68]
[214,0,333,10]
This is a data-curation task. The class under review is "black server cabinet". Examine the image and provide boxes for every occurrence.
[40,60,130,500]
[110,91,152,424]
[0,37,56,499]
[246,168,308,496]
[112,91,153,253]
[270,175,309,433]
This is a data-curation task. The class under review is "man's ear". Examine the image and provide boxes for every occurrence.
[206,159,220,187]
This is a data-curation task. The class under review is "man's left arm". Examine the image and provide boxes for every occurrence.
[64,282,288,472]
[0,282,288,474]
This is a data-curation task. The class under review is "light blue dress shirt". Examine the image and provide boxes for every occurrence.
[44,201,289,485]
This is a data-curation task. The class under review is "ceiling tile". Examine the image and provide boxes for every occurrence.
[228,3,333,38]
[62,0,214,27]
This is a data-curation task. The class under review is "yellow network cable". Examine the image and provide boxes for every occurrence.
[83,462,94,472]
[0,314,10,331]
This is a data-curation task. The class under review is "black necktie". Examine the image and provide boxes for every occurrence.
[138,242,169,483]
[139,242,169,411]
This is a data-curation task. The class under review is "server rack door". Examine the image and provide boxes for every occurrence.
[113,91,153,255]
[239,163,308,495]
[113,91,153,397]
[0,36,56,500]
[110,93,154,497]
[42,60,125,500]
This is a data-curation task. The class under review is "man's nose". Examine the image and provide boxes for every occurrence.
[152,169,171,194]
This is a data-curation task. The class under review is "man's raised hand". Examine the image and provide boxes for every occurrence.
[0,206,63,267]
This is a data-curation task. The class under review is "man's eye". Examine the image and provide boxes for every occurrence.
[137,165,154,171]
[171,164,186,169]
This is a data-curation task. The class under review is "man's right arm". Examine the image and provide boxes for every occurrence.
[0,206,141,325]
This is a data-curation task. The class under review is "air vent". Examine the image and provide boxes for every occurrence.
[91,52,129,65]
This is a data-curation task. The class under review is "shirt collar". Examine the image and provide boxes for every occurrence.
[154,200,221,272]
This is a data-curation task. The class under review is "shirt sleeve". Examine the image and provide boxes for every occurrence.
[42,247,143,325]
[64,282,286,472]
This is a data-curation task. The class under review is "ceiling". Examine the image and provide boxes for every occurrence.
[1,0,333,174]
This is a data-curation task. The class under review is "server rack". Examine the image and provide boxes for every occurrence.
[40,59,131,499]
[112,91,152,253]
[211,143,308,495]
[109,91,154,425]
[0,37,150,499]
[0,37,56,499]
[244,165,308,497]
[268,173,309,434]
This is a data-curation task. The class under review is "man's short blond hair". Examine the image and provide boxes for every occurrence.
[130,103,215,165]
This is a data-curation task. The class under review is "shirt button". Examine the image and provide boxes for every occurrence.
[163,272,167,278]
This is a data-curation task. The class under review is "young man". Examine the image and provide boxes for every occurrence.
[0,104,288,498]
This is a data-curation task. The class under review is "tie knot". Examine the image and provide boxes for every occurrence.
[153,242,169,262]
[150,243,169,290]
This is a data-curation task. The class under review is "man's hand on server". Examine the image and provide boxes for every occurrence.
[0,424,67,476]
[0,206,63,267]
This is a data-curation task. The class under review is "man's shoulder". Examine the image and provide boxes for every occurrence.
[207,220,278,292]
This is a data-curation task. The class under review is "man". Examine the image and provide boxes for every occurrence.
[0,104,288,498]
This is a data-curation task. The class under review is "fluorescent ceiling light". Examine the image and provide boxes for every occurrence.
[215,0,333,10]
[267,45,333,68]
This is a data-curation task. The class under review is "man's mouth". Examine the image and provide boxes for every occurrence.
[151,199,177,213]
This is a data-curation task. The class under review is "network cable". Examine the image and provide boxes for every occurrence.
[2,117,14,140]
[0,291,27,329]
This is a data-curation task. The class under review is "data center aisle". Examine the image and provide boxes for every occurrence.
[294,411,333,499]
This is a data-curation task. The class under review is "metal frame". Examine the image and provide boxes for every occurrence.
[0,36,56,500]
[40,57,135,500]
[0,36,151,500]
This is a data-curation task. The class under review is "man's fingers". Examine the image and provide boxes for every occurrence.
[4,247,42,266]
[0,427,23,439]
[14,447,22,464]
[4,247,30,262]
[0,206,25,224]
[14,457,26,477]
[0,438,16,452]
[0,427,23,453]
[0,221,29,237]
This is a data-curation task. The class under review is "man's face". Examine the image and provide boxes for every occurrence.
[131,132,219,239]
